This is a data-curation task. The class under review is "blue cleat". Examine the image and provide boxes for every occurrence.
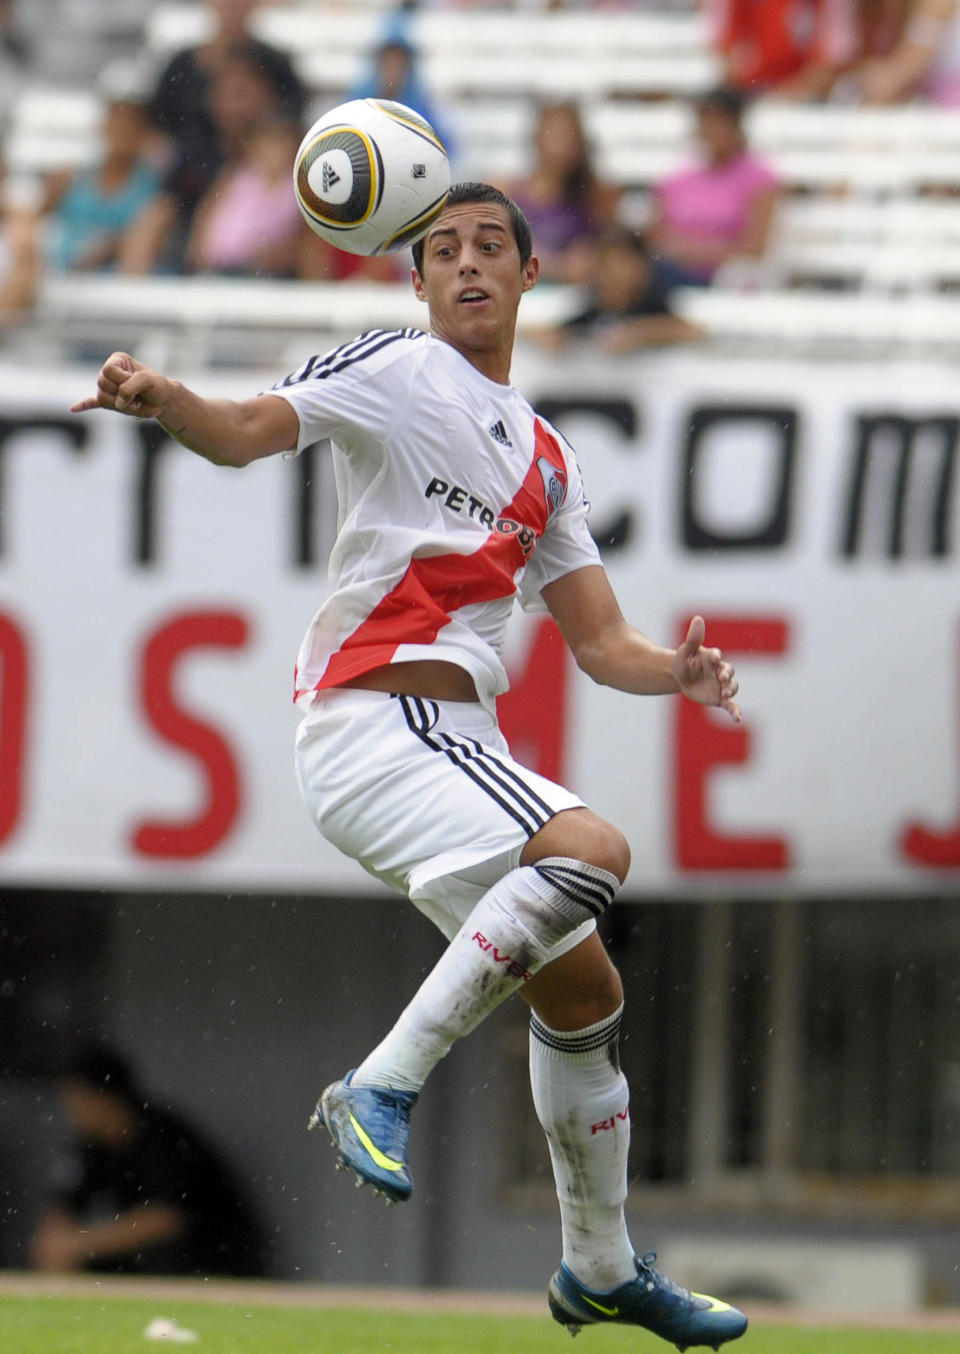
[308,1070,417,1204]
[548,1252,748,1351]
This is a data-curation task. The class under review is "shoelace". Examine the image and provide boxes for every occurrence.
[636,1252,697,1301]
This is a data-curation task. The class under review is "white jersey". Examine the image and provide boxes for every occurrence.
[273,328,601,712]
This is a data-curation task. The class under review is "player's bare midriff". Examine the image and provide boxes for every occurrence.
[339,660,480,702]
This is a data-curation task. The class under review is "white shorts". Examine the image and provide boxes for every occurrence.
[294,687,595,954]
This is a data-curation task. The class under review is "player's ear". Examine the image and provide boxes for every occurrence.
[411,266,427,301]
[520,254,540,293]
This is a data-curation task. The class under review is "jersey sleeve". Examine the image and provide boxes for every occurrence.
[270,329,424,455]
[518,438,601,612]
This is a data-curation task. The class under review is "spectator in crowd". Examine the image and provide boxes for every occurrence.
[646,86,780,287]
[349,29,455,155]
[0,162,40,323]
[0,0,30,120]
[709,0,860,99]
[186,115,304,277]
[28,1043,268,1277]
[0,0,26,57]
[44,92,161,273]
[123,43,301,275]
[852,0,960,104]
[503,101,620,284]
[124,0,305,273]
[539,226,707,352]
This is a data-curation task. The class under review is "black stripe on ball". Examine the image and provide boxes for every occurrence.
[296,127,381,227]
[378,190,451,254]
[368,98,446,153]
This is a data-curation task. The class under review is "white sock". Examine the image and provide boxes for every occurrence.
[352,858,619,1093]
[530,1004,636,1291]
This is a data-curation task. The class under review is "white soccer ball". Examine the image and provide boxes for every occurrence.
[293,98,451,257]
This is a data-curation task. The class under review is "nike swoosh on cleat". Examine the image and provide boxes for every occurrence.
[692,1295,734,1313]
[581,1296,619,1316]
[348,1113,406,1172]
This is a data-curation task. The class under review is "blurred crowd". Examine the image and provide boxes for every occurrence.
[2,0,960,344]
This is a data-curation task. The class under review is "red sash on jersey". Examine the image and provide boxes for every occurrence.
[308,421,567,694]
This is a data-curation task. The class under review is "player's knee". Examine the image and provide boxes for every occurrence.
[589,820,631,883]
[523,808,631,884]
[527,942,624,1030]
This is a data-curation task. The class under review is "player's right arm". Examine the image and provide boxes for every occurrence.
[69,351,299,467]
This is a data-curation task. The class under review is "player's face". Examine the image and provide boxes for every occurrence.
[412,202,539,377]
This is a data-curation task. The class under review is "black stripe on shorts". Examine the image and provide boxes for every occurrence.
[397,695,552,839]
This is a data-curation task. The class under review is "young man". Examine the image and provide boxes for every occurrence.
[71,183,746,1350]
[29,1044,266,1277]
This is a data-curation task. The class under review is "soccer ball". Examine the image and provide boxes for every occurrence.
[293,98,451,257]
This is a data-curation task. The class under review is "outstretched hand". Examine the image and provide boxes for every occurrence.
[671,615,741,722]
[70,351,171,421]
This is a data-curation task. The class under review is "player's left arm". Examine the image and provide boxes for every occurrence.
[541,563,741,722]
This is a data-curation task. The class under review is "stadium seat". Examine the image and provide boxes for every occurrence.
[32,273,588,367]
[145,3,719,101]
[672,286,960,345]
[4,87,101,175]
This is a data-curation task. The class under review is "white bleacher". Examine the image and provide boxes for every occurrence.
[772,196,960,290]
[447,96,536,183]
[144,4,720,100]
[673,286,960,348]
[17,86,960,194]
[27,272,587,368]
[585,99,960,191]
[3,88,102,176]
[26,275,960,364]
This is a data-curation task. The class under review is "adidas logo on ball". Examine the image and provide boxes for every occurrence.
[309,147,354,205]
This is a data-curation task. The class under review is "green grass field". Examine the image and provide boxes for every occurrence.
[4,1294,960,1354]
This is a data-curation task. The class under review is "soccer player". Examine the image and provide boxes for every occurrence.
[71,183,746,1350]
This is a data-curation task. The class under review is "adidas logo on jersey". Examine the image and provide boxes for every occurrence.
[488,420,512,447]
[321,162,341,193]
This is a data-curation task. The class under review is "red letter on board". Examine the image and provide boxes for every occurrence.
[132,610,248,859]
[0,612,28,846]
[499,617,568,783]
[674,616,789,871]
[901,624,960,868]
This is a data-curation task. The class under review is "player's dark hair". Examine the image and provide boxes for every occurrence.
[411,182,533,273]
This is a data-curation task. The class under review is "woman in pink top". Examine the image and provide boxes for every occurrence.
[187,116,305,277]
[647,87,780,287]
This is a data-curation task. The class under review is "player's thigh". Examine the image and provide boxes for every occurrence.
[295,689,586,922]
